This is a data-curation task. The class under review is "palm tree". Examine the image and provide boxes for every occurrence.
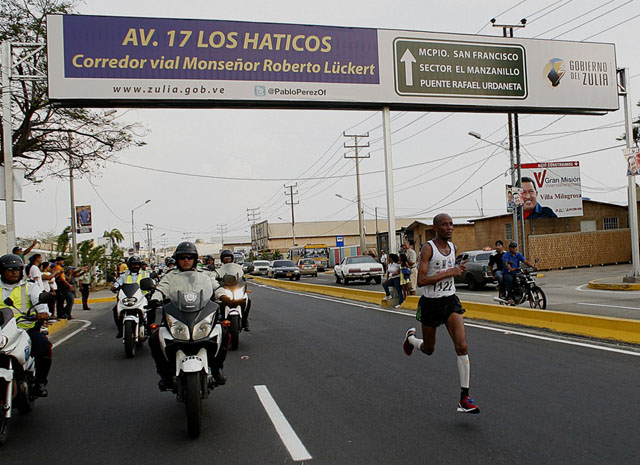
[103,228,124,252]
[56,226,71,254]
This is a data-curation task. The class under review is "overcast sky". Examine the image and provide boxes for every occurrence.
[10,0,640,249]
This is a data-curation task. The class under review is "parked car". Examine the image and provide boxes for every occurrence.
[334,255,383,284]
[268,260,301,280]
[454,249,496,290]
[297,258,318,277]
[251,260,270,275]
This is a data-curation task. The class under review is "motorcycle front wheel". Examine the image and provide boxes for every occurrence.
[230,315,240,351]
[0,413,8,446]
[124,320,136,358]
[15,379,34,414]
[528,286,547,309]
[185,372,202,438]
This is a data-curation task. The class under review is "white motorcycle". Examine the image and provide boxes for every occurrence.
[113,282,150,358]
[219,274,249,351]
[0,294,51,446]
[142,279,226,438]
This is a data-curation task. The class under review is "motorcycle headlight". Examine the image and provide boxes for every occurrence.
[166,314,190,341]
[223,288,233,298]
[232,288,244,300]
[122,297,137,307]
[192,314,215,341]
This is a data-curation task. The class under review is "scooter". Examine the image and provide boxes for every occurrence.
[218,274,249,351]
[141,278,227,438]
[113,282,150,358]
[494,268,547,309]
[0,294,51,446]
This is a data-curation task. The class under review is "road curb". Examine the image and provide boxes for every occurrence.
[47,318,68,335]
[253,277,640,345]
[73,296,116,304]
[587,280,640,291]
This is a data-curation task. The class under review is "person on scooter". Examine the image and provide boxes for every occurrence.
[217,249,251,331]
[0,254,52,397]
[502,242,534,305]
[111,255,151,338]
[148,242,228,390]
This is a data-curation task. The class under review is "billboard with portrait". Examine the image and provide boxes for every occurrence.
[520,162,582,219]
[75,205,92,233]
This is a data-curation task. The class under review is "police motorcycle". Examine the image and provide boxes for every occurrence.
[218,273,249,351]
[112,281,150,358]
[0,292,54,445]
[141,277,227,438]
[494,265,546,309]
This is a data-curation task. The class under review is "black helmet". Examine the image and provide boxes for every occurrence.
[165,257,176,266]
[0,254,25,281]
[205,254,215,262]
[173,242,198,270]
[128,255,143,268]
[220,249,234,262]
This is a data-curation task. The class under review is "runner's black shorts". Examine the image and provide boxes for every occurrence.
[416,294,465,327]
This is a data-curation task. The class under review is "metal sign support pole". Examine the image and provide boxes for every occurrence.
[382,107,397,254]
[68,134,78,268]
[620,68,640,281]
[1,41,16,251]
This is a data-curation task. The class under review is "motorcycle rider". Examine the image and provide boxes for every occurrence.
[148,242,228,390]
[502,242,535,305]
[217,249,251,331]
[204,254,216,272]
[111,255,152,338]
[165,256,176,273]
[0,254,52,397]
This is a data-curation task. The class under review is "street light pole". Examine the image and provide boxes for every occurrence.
[68,133,78,268]
[131,199,151,252]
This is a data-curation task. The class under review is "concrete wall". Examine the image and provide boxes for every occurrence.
[528,229,631,269]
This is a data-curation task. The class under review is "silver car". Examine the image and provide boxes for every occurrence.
[251,260,270,275]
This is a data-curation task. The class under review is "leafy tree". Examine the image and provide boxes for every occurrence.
[56,225,70,254]
[0,0,147,181]
[102,228,124,252]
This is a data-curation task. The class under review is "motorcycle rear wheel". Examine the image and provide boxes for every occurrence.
[124,320,136,358]
[185,372,202,438]
[230,315,240,351]
[529,286,547,309]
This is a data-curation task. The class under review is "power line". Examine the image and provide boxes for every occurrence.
[582,11,640,40]
[533,0,619,38]
[549,0,636,39]
[475,0,529,34]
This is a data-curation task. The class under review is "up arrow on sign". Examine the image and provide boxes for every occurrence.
[400,49,416,86]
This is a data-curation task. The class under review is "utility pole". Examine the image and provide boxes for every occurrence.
[344,132,370,254]
[216,224,227,249]
[284,184,298,246]
[143,224,153,260]
[247,207,260,225]
[493,18,526,253]
[68,133,78,268]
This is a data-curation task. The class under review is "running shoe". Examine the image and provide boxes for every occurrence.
[403,327,416,356]
[457,395,480,414]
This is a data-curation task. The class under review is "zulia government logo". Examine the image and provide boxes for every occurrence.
[544,58,565,87]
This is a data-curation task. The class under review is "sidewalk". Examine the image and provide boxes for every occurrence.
[73,288,116,305]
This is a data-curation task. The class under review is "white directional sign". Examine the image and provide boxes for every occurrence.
[47,15,619,114]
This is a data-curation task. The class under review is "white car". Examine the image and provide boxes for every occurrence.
[251,260,270,275]
[334,255,384,285]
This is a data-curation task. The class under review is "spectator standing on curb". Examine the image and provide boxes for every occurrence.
[382,253,404,307]
[39,261,58,318]
[402,240,418,296]
[81,266,92,310]
[488,240,505,298]
[53,257,74,319]
[380,250,388,273]
[399,253,411,300]
[12,239,38,261]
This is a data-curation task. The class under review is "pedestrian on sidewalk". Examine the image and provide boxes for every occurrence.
[402,239,418,296]
[380,250,388,273]
[80,266,92,310]
[402,213,480,414]
[53,257,74,319]
[382,253,403,306]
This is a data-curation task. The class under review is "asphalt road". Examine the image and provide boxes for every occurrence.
[2,283,639,464]
[302,263,640,320]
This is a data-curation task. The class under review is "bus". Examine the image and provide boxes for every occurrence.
[288,244,330,271]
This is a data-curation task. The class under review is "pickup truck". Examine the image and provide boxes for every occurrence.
[334,255,384,285]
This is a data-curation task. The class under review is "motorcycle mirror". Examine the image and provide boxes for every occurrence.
[38,291,55,304]
[139,277,154,291]
[3,297,14,307]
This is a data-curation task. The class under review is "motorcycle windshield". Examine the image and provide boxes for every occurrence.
[171,289,206,313]
[120,283,140,298]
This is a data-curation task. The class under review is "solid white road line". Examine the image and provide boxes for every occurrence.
[577,302,640,311]
[254,385,312,462]
[52,320,92,348]
[253,283,640,357]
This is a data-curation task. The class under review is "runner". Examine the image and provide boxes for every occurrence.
[402,213,480,414]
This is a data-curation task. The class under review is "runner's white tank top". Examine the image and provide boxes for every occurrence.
[422,240,456,298]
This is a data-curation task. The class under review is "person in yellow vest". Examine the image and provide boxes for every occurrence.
[111,255,150,338]
[0,254,52,397]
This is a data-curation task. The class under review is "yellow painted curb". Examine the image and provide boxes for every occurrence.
[74,296,116,304]
[47,318,68,336]
[253,277,640,345]
[587,280,640,291]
